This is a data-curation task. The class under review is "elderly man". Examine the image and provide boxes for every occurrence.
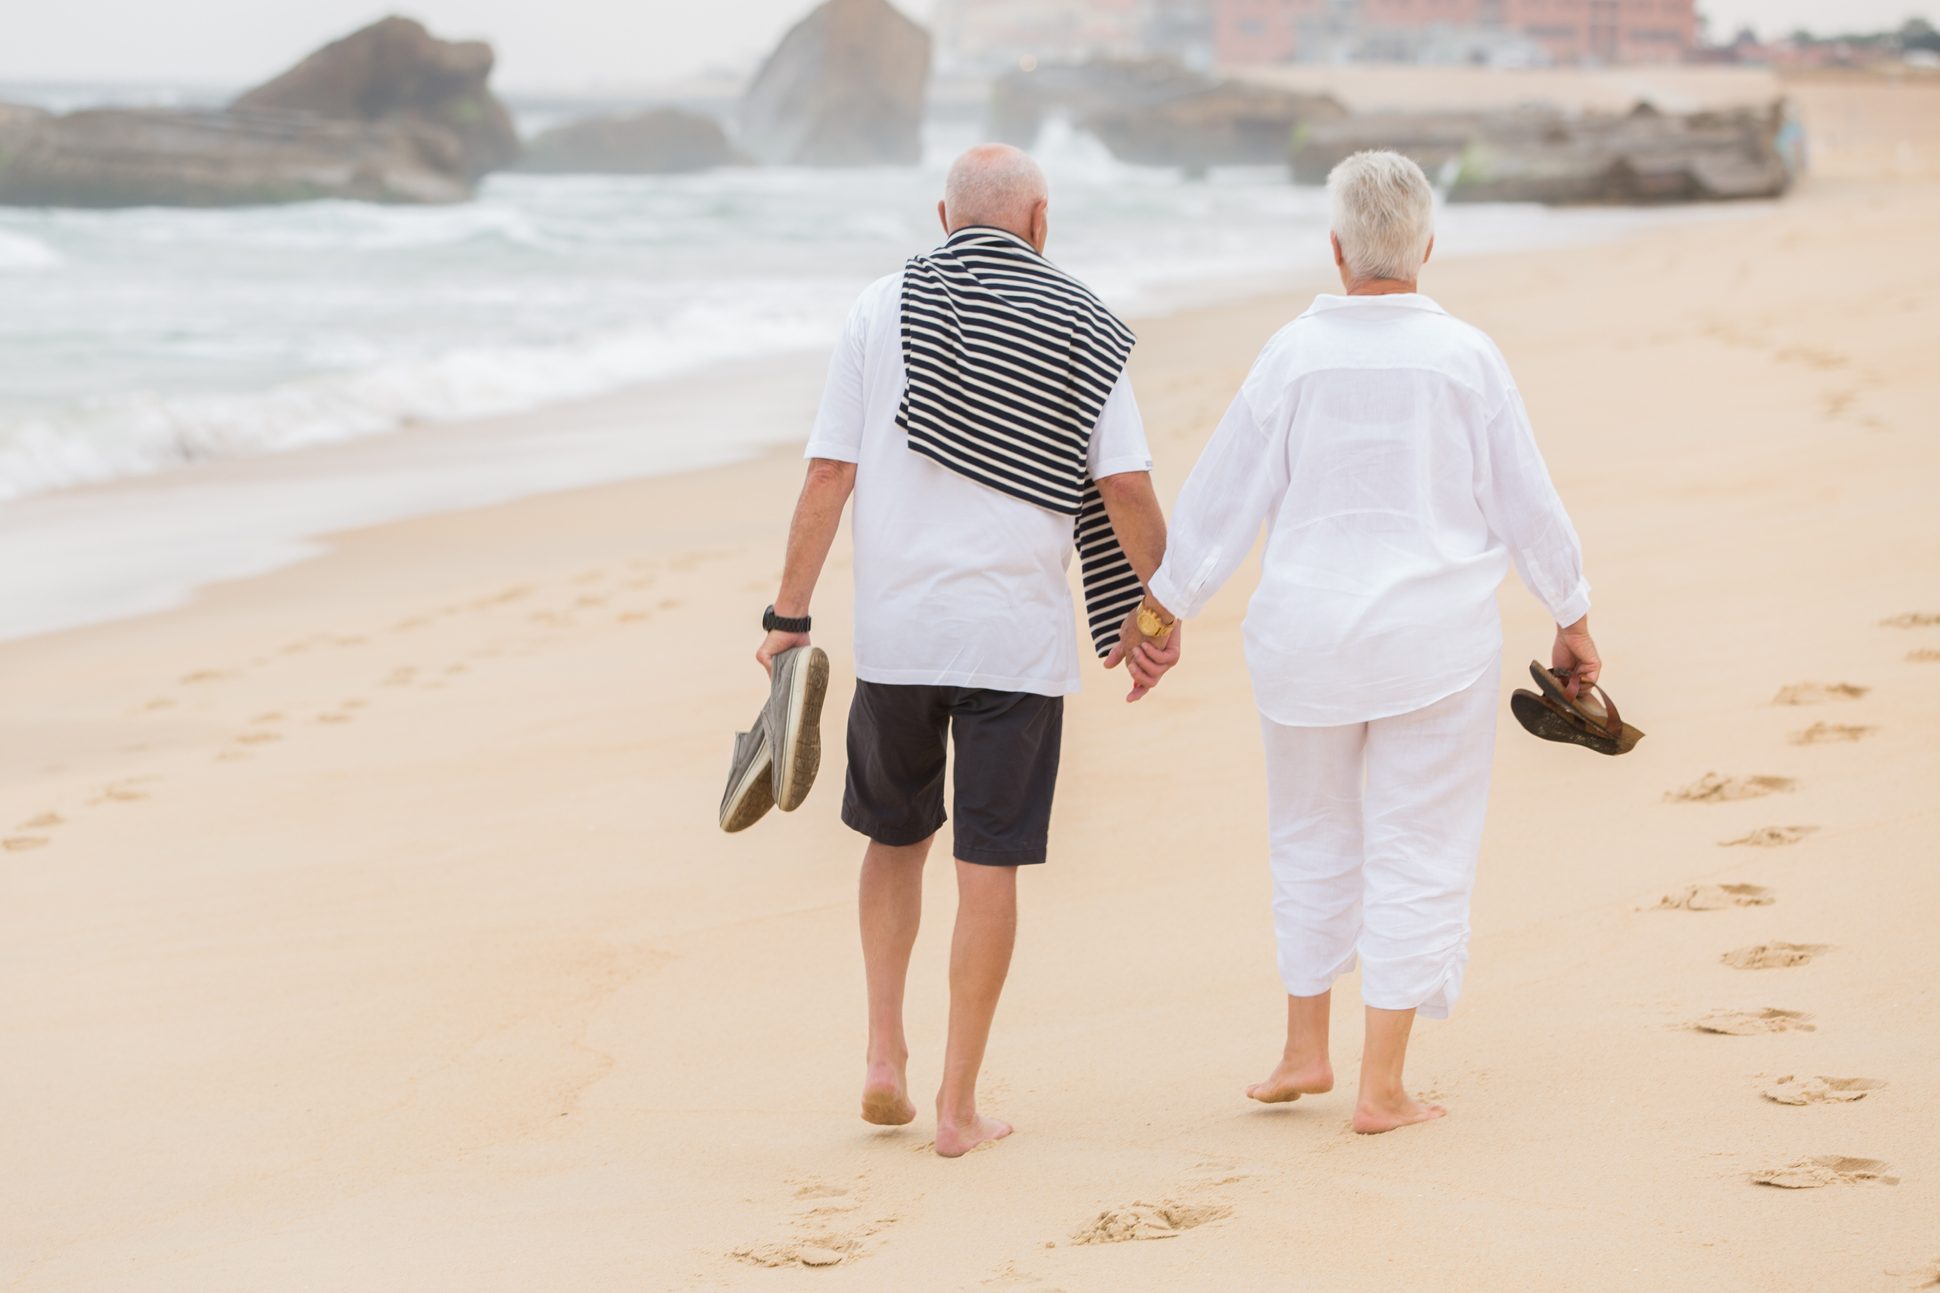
[1139,151,1602,1133]
[750,145,1177,1157]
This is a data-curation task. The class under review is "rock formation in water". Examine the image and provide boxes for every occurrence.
[234,15,519,181]
[739,0,930,167]
[514,109,742,175]
[0,17,515,207]
[1291,100,1803,205]
[990,59,1347,169]
[0,107,473,207]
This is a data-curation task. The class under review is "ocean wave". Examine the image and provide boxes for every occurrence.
[0,304,834,501]
[0,229,62,270]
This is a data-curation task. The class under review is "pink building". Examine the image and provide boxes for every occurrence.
[1208,0,1696,65]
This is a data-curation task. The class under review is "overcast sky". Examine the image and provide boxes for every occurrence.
[1,1,1931,92]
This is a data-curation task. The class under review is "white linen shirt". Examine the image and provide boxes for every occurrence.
[806,272,1154,697]
[1147,293,1589,727]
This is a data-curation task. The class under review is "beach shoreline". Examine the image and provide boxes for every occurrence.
[4,76,1939,1292]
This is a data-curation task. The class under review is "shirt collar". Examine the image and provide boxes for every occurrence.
[1300,292,1448,318]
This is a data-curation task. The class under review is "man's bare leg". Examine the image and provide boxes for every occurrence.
[934,859,1017,1158]
[1352,1004,1445,1133]
[1247,990,1335,1103]
[859,835,932,1126]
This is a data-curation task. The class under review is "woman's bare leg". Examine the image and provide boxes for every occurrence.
[1247,991,1335,1103]
[1352,1004,1445,1133]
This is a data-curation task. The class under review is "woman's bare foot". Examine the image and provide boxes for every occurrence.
[934,1112,1012,1158]
[1351,1092,1446,1134]
[860,1061,917,1126]
[1246,1056,1335,1104]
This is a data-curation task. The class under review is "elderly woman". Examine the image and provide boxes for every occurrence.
[1135,151,1601,1133]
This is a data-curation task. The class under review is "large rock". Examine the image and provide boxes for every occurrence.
[992,59,1346,169]
[739,0,930,166]
[0,107,471,207]
[1291,100,1802,205]
[234,15,518,180]
[514,109,741,175]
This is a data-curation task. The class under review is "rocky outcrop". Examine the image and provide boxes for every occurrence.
[514,109,741,174]
[1290,100,1802,205]
[0,107,471,207]
[991,59,1346,170]
[739,0,930,167]
[1448,103,1801,204]
[234,15,518,180]
[0,17,515,207]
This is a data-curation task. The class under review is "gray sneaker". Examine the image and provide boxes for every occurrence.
[718,714,776,833]
[763,645,830,812]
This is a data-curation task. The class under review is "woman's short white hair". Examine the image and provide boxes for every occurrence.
[1327,150,1436,283]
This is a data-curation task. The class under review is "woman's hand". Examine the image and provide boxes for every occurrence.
[1552,616,1601,698]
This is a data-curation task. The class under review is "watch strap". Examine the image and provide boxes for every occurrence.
[763,604,812,634]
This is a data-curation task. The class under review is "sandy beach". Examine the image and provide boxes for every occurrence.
[4,76,1939,1290]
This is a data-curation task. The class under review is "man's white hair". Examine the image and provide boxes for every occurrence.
[1327,150,1436,283]
[944,143,1049,236]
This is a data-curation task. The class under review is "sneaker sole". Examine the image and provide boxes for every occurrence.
[775,647,829,812]
[719,735,776,833]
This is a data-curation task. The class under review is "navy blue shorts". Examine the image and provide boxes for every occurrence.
[841,681,1064,866]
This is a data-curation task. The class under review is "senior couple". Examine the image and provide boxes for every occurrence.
[748,144,1601,1155]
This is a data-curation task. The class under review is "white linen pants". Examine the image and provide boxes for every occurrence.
[1259,661,1499,1020]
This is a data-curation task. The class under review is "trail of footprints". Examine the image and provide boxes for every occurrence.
[1654,614,1940,1193]
[3,553,725,857]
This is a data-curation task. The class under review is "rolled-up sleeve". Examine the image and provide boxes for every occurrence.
[1476,387,1591,626]
[1147,388,1286,620]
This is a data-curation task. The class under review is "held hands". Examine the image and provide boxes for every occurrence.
[1551,616,1601,699]
[1103,603,1182,703]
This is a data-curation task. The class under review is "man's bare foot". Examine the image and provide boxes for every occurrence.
[934,1113,1012,1158]
[860,1061,916,1126]
[1351,1093,1446,1134]
[1246,1056,1335,1104]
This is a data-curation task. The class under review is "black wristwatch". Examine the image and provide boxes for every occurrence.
[763,604,812,634]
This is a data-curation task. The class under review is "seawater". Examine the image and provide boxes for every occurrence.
[0,105,1703,504]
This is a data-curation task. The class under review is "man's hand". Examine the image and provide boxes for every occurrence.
[1552,615,1601,698]
[1103,606,1182,703]
[756,629,811,677]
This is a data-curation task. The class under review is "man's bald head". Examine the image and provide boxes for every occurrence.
[940,144,1050,251]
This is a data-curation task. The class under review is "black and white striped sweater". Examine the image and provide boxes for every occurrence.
[897,226,1143,657]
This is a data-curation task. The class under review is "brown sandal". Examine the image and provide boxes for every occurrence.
[1511,660,1645,756]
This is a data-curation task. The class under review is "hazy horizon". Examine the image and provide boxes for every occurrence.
[1,0,1931,93]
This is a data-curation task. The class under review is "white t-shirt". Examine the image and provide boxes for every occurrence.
[1148,293,1589,727]
[805,272,1153,697]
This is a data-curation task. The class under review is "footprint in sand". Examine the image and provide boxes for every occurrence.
[1880,612,1940,629]
[18,812,64,831]
[178,669,233,685]
[1772,682,1869,705]
[381,667,418,688]
[1751,1156,1897,1189]
[1690,1008,1815,1035]
[90,780,152,805]
[1723,942,1830,970]
[317,711,355,724]
[1789,723,1874,745]
[1721,825,1818,848]
[1653,884,1773,911]
[251,712,285,726]
[234,731,283,745]
[731,1236,857,1268]
[1909,648,1940,664]
[1071,1200,1233,1245]
[1761,1076,1884,1106]
[619,610,652,623]
[141,698,176,712]
[3,836,51,852]
[1667,774,1796,804]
